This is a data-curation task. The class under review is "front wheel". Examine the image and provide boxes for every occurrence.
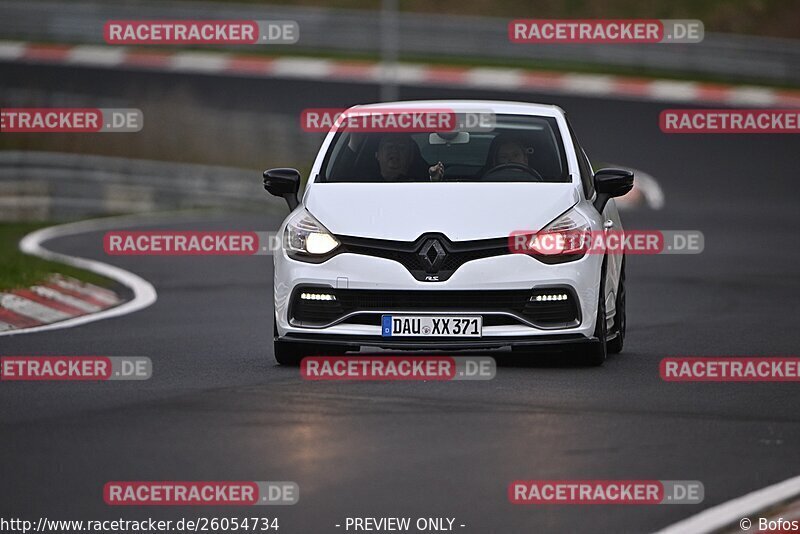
[272,339,325,367]
[273,313,302,365]
[273,338,353,366]
[581,261,608,366]
[607,259,626,354]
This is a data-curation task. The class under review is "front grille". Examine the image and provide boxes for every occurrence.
[290,299,344,323]
[523,300,578,325]
[338,233,509,282]
[290,287,580,328]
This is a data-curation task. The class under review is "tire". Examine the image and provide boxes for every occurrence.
[581,259,608,366]
[271,307,304,365]
[272,304,301,365]
[606,259,626,354]
[272,339,323,367]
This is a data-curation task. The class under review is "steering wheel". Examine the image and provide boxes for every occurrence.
[481,162,543,181]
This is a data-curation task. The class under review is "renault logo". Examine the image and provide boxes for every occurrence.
[419,238,446,272]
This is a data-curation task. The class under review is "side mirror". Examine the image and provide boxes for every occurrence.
[593,168,634,212]
[263,168,300,210]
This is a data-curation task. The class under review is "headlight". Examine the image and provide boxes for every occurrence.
[527,206,591,264]
[284,209,340,261]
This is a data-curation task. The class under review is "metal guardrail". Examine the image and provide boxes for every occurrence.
[0,151,273,221]
[1,0,799,85]
[0,151,655,222]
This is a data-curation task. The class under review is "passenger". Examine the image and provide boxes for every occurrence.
[375,134,416,180]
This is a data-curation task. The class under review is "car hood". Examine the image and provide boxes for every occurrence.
[304,183,580,241]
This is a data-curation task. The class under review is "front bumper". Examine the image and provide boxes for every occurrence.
[274,247,603,347]
[281,332,599,351]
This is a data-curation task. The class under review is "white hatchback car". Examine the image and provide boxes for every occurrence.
[264,100,632,366]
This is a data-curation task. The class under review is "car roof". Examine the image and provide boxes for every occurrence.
[344,100,565,118]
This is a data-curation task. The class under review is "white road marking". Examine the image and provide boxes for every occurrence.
[0,41,25,60]
[170,52,231,73]
[0,293,73,323]
[30,285,102,313]
[465,68,524,89]
[1,40,797,106]
[0,214,159,337]
[607,164,665,211]
[68,45,126,66]
[655,474,800,534]
[728,86,777,106]
[271,58,334,78]
[388,64,427,85]
[632,170,666,210]
[560,74,615,96]
[649,80,699,102]
[50,275,119,305]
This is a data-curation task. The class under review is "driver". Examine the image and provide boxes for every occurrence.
[374,134,445,181]
[489,135,530,166]
[479,134,540,180]
[375,134,415,180]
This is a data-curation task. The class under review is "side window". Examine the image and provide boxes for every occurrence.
[567,122,595,199]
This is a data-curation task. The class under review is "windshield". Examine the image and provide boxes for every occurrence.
[319,114,569,183]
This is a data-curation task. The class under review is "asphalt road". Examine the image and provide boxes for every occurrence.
[1,64,799,533]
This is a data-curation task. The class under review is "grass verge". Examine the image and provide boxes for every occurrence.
[0,222,114,292]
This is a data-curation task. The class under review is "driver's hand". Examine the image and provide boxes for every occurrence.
[429,161,445,181]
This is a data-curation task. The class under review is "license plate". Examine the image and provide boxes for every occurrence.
[381,315,482,337]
